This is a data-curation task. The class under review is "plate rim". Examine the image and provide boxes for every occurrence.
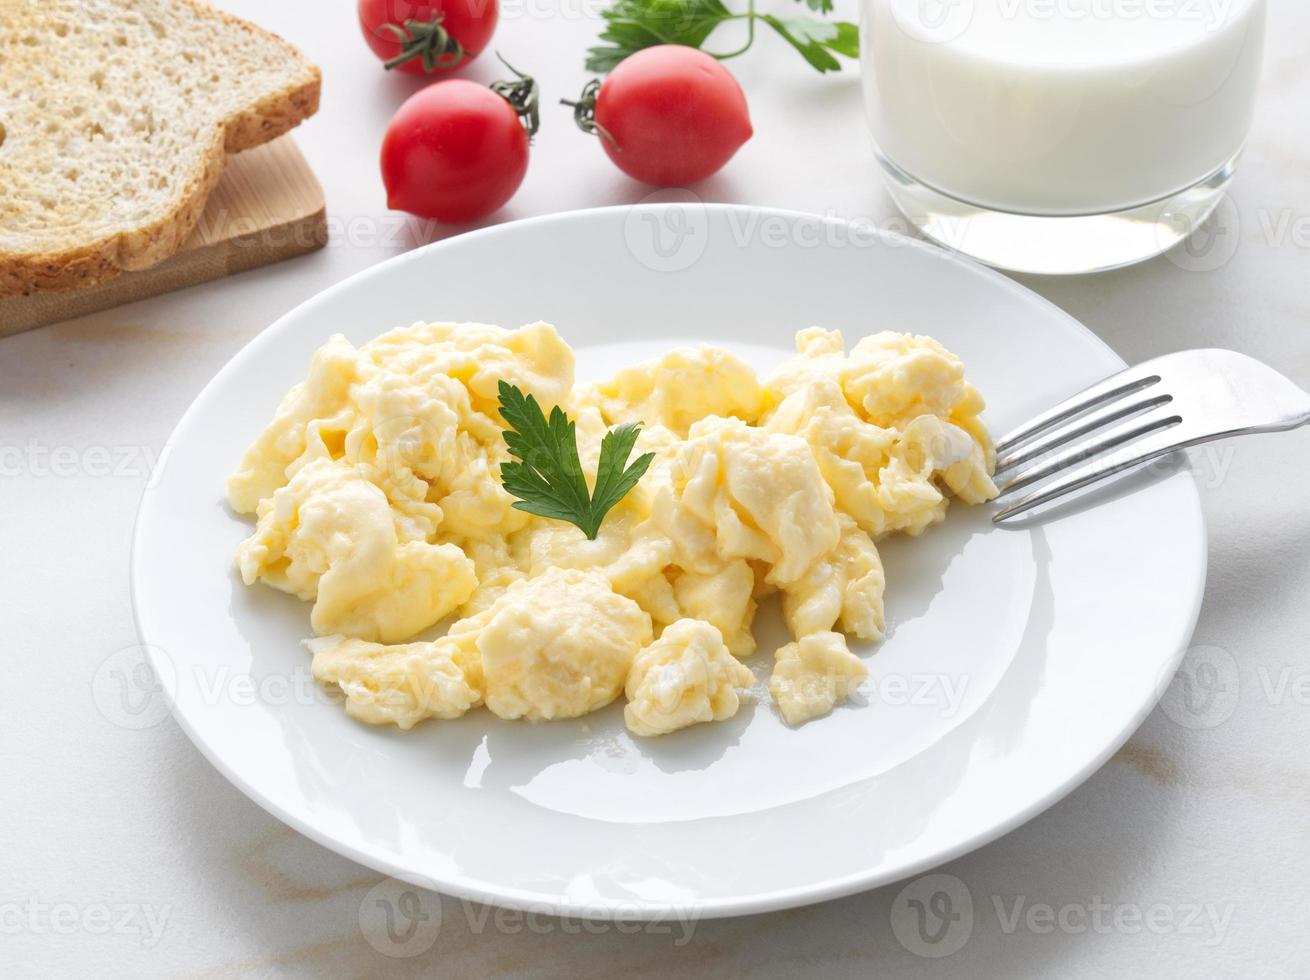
[131,203,1206,919]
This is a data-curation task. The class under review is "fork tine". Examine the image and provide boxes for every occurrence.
[995,409,1182,500]
[992,429,1186,523]
[995,393,1174,473]
[993,369,1163,457]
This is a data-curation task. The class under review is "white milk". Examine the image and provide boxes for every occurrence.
[862,0,1267,216]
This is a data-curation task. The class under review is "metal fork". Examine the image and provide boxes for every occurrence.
[991,349,1310,523]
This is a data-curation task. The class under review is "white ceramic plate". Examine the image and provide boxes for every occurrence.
[132,204,1205,919]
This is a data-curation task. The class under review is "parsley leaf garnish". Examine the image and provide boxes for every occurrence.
[759,15,857,72]
[585,0,857,74]
[497,381,656,540]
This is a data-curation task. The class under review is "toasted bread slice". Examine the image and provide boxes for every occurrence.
[0,0,320,297]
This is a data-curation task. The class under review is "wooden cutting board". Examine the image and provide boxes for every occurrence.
[0,136,327,338]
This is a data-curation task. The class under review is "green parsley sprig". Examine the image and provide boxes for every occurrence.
[497,381,656,540]
[586,0,858,74]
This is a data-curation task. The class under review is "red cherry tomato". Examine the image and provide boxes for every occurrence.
[572,46,753,186]
[358,0,498,75]
[381,78,532,223]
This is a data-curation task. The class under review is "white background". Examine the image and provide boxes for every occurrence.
[3,0,1309,975]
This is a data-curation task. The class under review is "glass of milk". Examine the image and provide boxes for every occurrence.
[861,0,1267,273]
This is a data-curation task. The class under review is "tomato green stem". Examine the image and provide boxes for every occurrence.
[489,53,541,138]
[381,15,465,72]
[561,79,619,150]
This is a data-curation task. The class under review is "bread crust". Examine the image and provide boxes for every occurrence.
[0,2,322,298]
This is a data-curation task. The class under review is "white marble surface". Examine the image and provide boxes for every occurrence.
[3,0,1309,976]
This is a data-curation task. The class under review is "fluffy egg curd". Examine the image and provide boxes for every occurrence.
[228,321,997,736]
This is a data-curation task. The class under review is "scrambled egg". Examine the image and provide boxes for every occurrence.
[306,634,480,730]
[625,619,755,737]
[781,514,886,642]
[769,631,869,726]
[579,346,766,437]
[454,567,653,721]
[229,321,996,736]
[651,416,841,587]
[765,328,997,537]
[235,457,477,643]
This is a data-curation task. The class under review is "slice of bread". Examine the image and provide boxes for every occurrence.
[0,0,320,297]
